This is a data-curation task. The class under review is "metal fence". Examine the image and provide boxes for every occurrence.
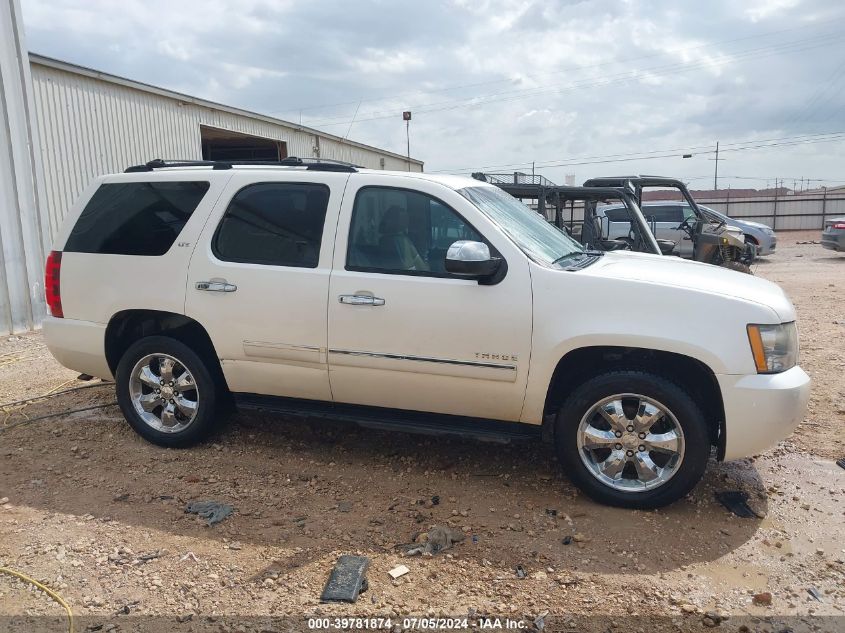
[682,191,845,231]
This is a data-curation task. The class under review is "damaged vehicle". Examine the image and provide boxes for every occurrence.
[584,176,755,273]
[469,172,673,256]
[44,158,809,509]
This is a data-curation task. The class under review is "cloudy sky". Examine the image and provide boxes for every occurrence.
[19,0,845,189]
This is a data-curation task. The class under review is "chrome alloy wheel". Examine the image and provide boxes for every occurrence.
[576,394,685,492]
[128,353,199,433]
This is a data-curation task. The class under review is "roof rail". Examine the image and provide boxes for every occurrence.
[125,157,359,173]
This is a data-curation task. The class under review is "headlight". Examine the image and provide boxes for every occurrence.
[746,322,798,373]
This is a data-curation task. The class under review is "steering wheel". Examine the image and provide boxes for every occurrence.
[677,217,696,236]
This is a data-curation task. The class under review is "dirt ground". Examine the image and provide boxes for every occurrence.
[0,231,842,633]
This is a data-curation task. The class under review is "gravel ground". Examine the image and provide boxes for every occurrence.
[0,230,842,633]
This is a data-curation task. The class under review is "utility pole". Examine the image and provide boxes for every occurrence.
[402,111,412,171]
[713,141,719,190]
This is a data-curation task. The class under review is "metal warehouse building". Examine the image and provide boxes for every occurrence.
[0,11,423,334]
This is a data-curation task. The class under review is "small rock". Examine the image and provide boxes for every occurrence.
[702,611,726,627]
[0,497,8,505]
[680,603,697,614]
[752,592,772,606]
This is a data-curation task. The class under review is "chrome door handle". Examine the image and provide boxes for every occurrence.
[196,281,237,292]
[338,294,385,306]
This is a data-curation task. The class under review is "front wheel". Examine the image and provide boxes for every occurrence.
[115,336,223,448]
[554,371,711,508]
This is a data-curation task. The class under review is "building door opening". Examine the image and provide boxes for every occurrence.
[200,126,287,161]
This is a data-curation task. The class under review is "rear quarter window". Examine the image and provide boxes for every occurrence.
[64,181,210,256]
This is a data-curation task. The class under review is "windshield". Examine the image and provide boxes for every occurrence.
[458,186,583,266]
[700,206,727,222]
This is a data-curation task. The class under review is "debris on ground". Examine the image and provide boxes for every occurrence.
[515,565,527,579]
[387,564,409,579]
[561,535,572,545]
[702,611,727,627]
[533,611,548,631]
[184,500,234,526]
[320,555,370,603]
[715,490,762,518]
[807,587,823,602]
[402,525,465,556]
[135,550,164,563]
[836,458,845,470]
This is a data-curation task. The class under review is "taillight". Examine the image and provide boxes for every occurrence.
[45,250,63,318]
[833,222,845,229]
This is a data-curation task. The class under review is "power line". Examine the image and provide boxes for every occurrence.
[429,131,845,174]
[299,32,841,128]
[268,18,845,117]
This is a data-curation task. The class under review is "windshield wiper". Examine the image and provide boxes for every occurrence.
[552,249,604,265]
[552,249,604,268]
[552,252,586,265]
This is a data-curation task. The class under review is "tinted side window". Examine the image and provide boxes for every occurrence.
[64,181,210,256]
[643,205,683,223]
[347,187,483,275]
[213,183,329,268]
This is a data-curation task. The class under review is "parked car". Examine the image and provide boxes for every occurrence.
[699,206,777,257]
[585,177,754,273]
[601,202,777,259]
[44,158,810,509]
[821,217,845,252]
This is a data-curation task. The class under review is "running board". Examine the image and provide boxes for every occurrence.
[234,394,541,444]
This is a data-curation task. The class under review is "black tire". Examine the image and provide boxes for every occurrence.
[554,371,710,509]
[115,335,223,448]
[722,260,753,274]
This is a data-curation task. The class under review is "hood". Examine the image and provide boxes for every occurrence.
[741,220,772,230]
[583,251,795,321]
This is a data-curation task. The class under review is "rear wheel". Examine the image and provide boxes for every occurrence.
[116,336,222,447]
[554,371,710,508]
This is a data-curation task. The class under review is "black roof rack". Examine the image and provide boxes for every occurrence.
[125,157,359,173]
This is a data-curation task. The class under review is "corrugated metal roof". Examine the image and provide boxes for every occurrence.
[28,52,423,167]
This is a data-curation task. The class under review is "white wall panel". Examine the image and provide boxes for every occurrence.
[0,0,49,334]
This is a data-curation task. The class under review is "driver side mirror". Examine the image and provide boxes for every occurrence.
[445,240,502,279]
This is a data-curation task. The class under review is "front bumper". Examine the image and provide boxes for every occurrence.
[821,231,844,251]
[756,234,776,255]
[717,366,810,461]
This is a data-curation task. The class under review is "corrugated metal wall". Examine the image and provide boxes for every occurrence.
[0,0,50,334]
[700,193,845,230]
[30,57,422,243]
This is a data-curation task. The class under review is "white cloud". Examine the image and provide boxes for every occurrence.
[745,0,801,23]
[18,0,845,187]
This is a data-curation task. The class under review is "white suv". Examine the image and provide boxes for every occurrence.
[43,158,810,508]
